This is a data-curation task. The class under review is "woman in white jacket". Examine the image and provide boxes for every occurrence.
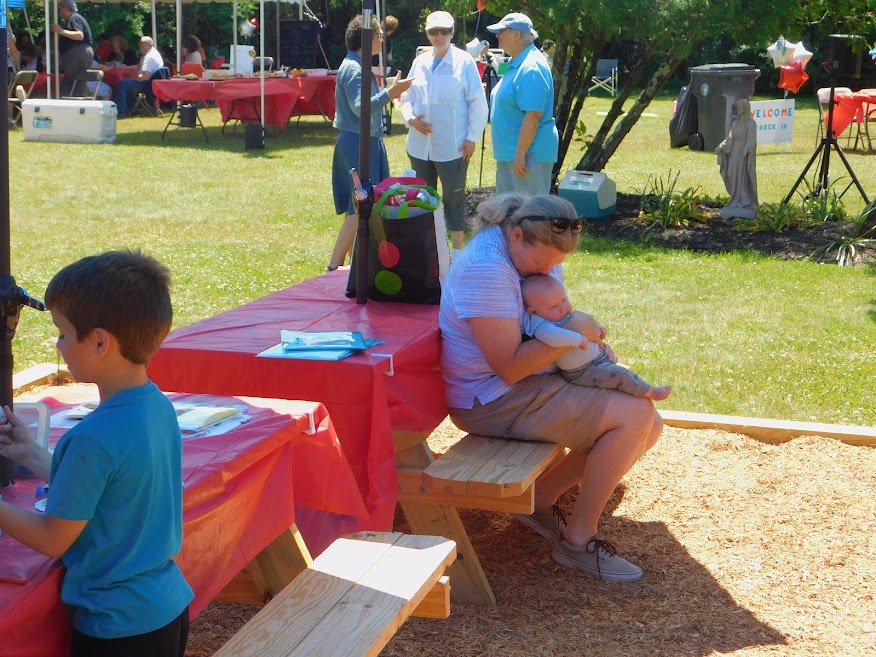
[400,11,488,252]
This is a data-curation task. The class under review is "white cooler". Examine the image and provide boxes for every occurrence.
[557,170,617,219]
[22,99,117,144]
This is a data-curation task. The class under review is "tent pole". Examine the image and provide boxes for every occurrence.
[52,0,58,98]
[176,0,182,73]
[22,6,33,42]
[151,0,157,46]
[232,0,238,71]
[43,0,51,98]
[260,0,265,129]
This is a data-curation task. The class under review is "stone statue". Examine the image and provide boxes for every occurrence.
[716,97,759,220]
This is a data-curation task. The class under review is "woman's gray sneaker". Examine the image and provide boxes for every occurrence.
[552,537,643,582]
[512,504,567,541]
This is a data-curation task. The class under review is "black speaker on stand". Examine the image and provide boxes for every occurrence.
[783,35,870,206]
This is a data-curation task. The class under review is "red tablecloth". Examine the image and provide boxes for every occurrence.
[828,90,876,140]
[32,69,136,95]
[0,386,366,657]
[147,270,449,531]
[153,75,336,128]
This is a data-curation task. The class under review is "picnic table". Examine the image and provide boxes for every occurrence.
[147,270,548,606]
[152,75,336,130]
[0,385,368,657]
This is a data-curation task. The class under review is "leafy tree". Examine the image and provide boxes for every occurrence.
[452,0,874,181]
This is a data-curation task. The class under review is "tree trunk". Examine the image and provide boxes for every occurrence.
[553,37,602,187]
[578,55,684,172]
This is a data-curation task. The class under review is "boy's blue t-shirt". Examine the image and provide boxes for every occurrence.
[48,381,194,639]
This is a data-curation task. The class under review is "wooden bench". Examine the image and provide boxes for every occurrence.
[395,433,564,605]
[421,434,564,501]
[214,531,456,657]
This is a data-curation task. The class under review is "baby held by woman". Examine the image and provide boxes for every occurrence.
[522,274,671,401]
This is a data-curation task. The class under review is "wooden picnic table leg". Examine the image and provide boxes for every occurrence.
[216,522,313,604]
[395,436,497,606]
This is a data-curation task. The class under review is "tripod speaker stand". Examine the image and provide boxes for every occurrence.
[782,37,870,206]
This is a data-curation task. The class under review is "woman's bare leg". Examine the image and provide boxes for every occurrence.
[328,213,358,269]
[532,392,662,544]
[563,393,661,545]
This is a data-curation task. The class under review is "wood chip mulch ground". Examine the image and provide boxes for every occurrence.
[186,419,876,657]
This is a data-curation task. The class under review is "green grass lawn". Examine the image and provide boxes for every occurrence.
[7,95,875,426]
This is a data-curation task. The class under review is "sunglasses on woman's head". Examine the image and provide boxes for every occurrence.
[427,28,453,36]
[520,216,585,234]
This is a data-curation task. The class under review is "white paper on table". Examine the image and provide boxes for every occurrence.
[231,45,255,75]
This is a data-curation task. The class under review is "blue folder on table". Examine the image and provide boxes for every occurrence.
[256,331,384,361]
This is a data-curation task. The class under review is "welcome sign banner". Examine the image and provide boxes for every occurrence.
[750,99,795,144]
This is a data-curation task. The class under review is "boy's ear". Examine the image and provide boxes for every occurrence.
[91,327,112,355]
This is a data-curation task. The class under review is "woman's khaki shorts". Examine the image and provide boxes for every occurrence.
[449,373,610,453]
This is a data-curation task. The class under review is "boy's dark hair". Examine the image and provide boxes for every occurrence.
[45,250,172,365]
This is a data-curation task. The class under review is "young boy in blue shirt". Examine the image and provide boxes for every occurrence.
[0,250,193,657]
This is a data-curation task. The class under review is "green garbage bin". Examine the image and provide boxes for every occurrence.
[689,64,760,151]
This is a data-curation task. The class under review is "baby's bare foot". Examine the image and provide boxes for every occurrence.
[645,385,672,401]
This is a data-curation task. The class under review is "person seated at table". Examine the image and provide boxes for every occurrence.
[94,32,113,63]
[114,35,164,118]
[97,35,138,69]
[441,192,664,582]
[18,40,39,71]
[181,34,204,65]
[0,250,194,657]
[87,57,113,99]
[7,23,20,74]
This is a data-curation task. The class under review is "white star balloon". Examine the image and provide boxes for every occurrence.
[790,41,812,68]
[767,36,793,67]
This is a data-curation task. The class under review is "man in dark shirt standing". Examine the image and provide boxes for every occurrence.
[52,0,93,96]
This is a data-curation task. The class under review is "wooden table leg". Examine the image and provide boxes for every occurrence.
[395,440,497,606]
[216,523,313,604]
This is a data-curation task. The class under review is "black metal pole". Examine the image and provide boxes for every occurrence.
[1,3,11,487]
[479,58,494,187]
[1,3,47,487]
[354,0,376,304]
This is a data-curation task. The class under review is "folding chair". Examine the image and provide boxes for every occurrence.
[7,70,39,127]
[851,88,876,152]
[589,59,619,96]
[62,69,104,101]
[252,57,274,72]
[181,63,205,78]
[130,67,170,117]
[816,86,852,146]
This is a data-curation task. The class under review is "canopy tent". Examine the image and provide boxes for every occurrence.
[7,0,34,44]
[45,0,316,116]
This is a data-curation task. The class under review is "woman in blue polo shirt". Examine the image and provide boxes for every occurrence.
[487,13,558,196]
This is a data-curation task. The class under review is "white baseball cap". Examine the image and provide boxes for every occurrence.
[425,11,455,31]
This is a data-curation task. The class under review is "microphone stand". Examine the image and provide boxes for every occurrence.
[298,0,331,69]
[478,56,495,187]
